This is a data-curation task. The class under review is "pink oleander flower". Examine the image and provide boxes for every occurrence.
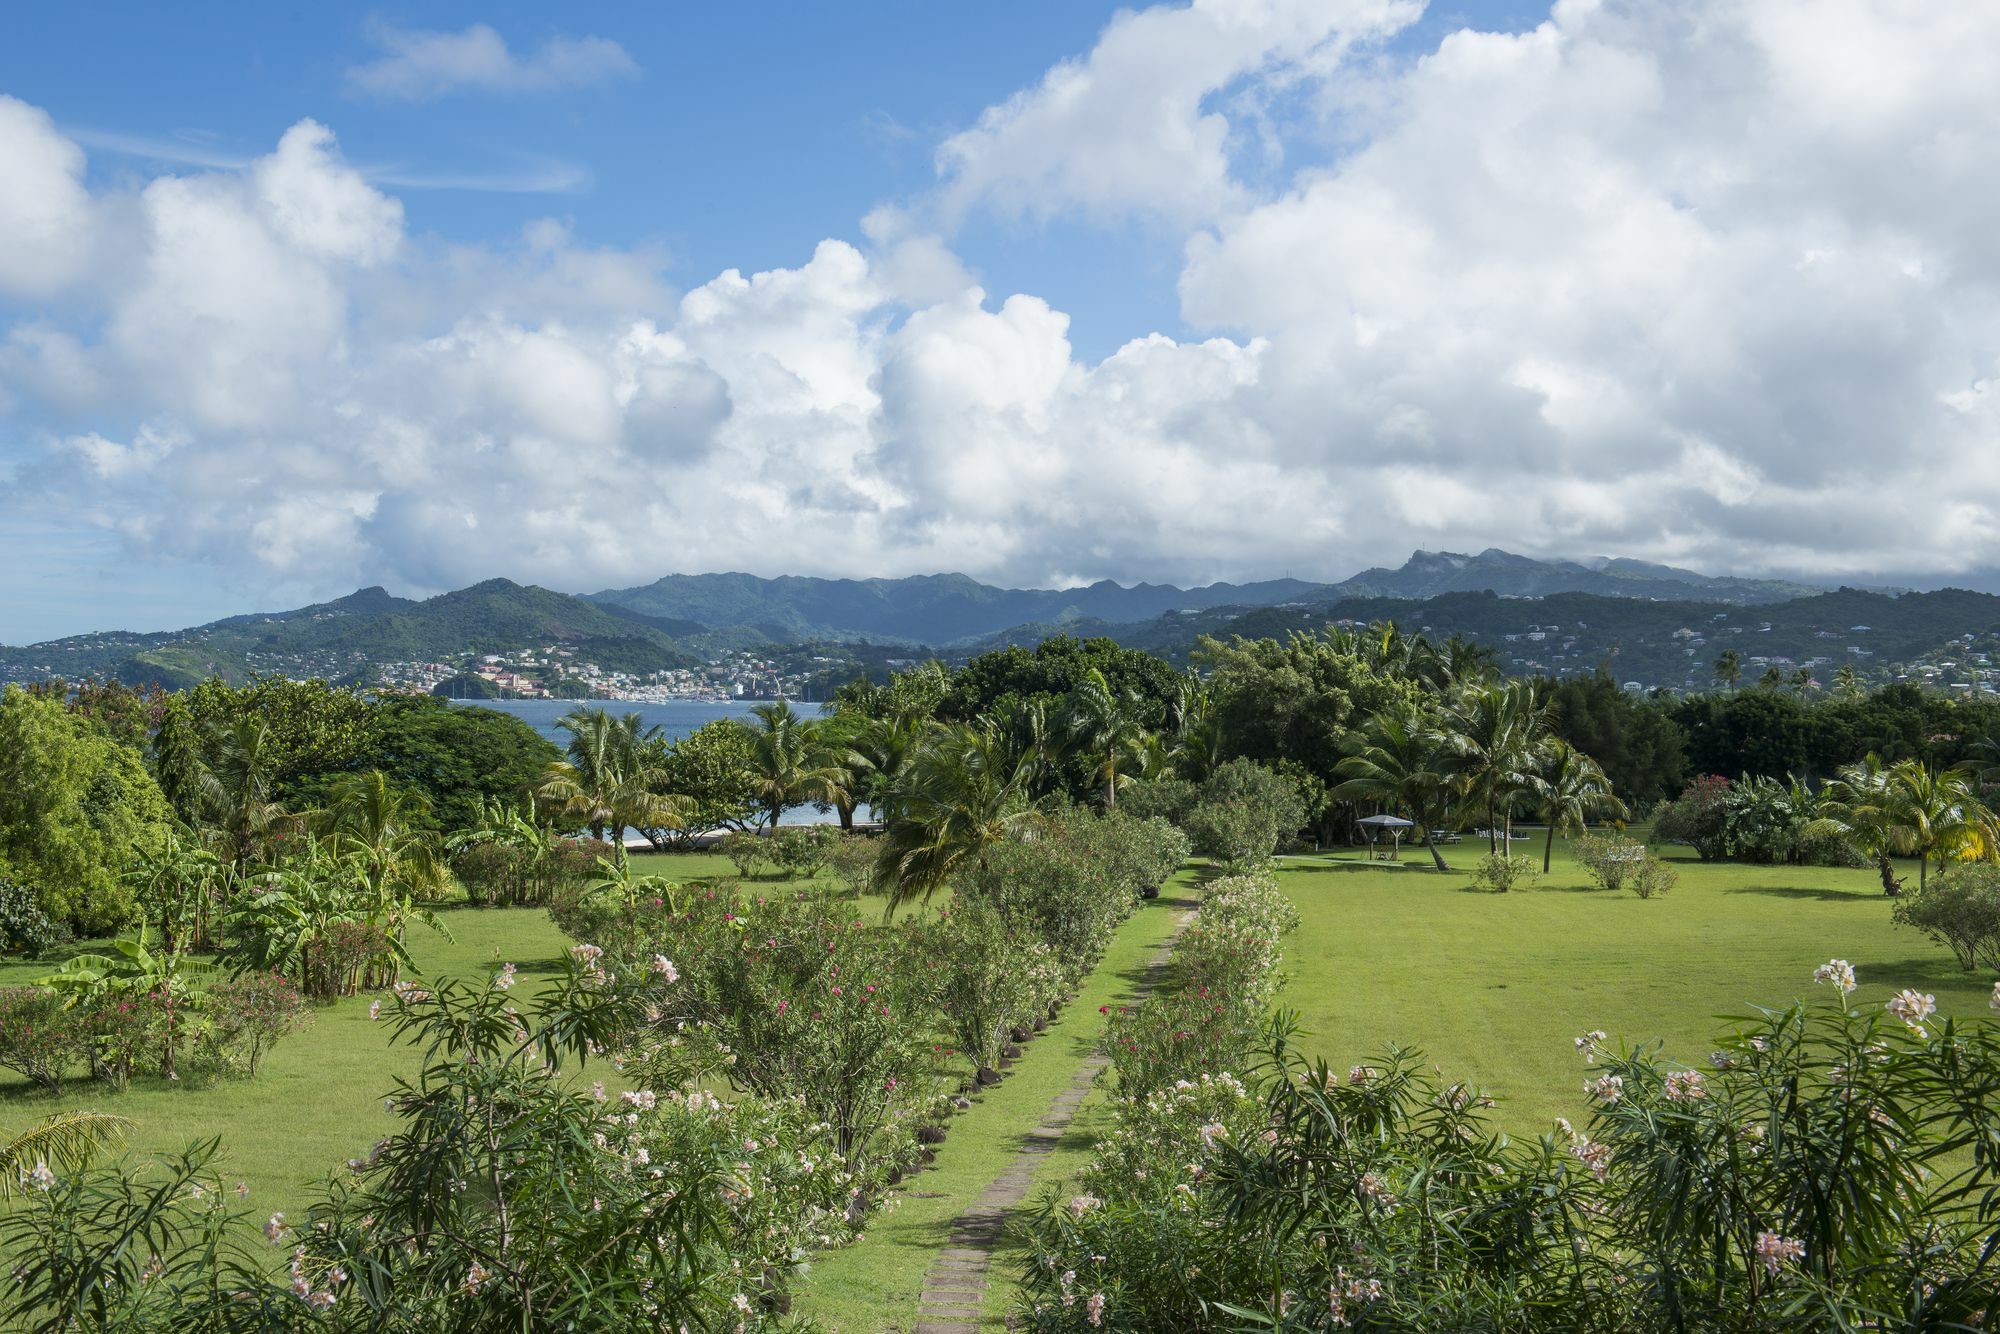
[1066,1194,1101,1218]
[1813,959,1857,994]
[493,962,516,991]
[1755,1230,1804,1275]
[1886,988,1936,1037]
[1572,1139,1613,1181]
[368,1000,382,1021]
[1574,1030,1608,1063]
[1663,1071,1706,1102]
[465,1261,491,1294]
[264,1212,287,1242]
[1588,1074,1624,1104]
[1086,1292,1106,1326]
[651,955,678,983]
[21,1159,54,1192]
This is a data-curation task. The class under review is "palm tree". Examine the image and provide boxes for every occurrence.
[1530,740,1628,873]
[741,700,848,831]
[1066,669,1146,809]
[1808,754,1909,895]
[1166,675,1226,782]
[874,723,1035,910]
[535,708,686,863]
[317,770,453,974]
[208,717,290,871]
[986,696,1067,799]
[0,1111,131,1199]
[1811,756,1998,894]
[1436,680,1552,853]
[1713,650,1742,690]
[1833,663,1862,700]
[1332,702,1458,872]
[1892,762,1996,891]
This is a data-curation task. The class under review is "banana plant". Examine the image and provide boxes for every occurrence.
[38,930,216,1079]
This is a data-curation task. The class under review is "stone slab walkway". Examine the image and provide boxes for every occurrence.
[910,908,1189,1333]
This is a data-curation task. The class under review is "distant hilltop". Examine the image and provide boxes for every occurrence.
[2,548,1958,694]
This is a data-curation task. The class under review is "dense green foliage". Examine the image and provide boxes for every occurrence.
[0,686,172,933]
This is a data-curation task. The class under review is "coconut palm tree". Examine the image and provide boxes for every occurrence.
[1332,702,1459,872]
[1892,761,1996,891]
[1808,754,1909,895]
[1713,650,1742,689]
[741,700,848,832]
[1436,680,1552,853]
[1530,740,1628,873]
[1066,669,1146,809]
[873,723,1035,910]
[0,1111,131,1200]
[535,707,686,863]
[207,717,290,871]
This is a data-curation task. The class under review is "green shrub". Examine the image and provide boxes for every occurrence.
[768,825,837,879]
[0,876,67,958]
[1184,761,1304,868]
[1892,862,2000,970]
[717,829,767,878]
[1573,833,1645,890]
[195,972,311,1077]
[1117,779,1199,828]
[825,833,879,895]
[1629,855,1678,900]
[910,897,1060,1074]
[0,987,86,1093]
[1470,853,1539,893]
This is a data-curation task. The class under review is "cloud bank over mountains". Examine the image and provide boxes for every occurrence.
[4,0,2000,622]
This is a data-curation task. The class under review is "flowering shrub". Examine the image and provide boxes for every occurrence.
[909,897,1062,1076]
[610,886,932,1168]
[1021,964,2000,1331]
[1469,852,1539,893]
[1104,871,1295,1099]
[960,816,1138,986]
[1652,774,1732,860]
[81,994,152,1087]
[0,987,86,1093]
[768,825,838,879]
[195,971,312,1077]
[1572,833,1645,890]
[0,952,825,1328]
[1891,861,2000,970]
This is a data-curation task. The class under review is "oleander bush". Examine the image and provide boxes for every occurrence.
[1020,965,2000,1331]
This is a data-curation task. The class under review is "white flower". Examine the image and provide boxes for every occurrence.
[651,955,679,983]
[21,1159,54,1192]
[1886,988,1936,1037]
[1813,959,1858,994]
[1755,1230,1804,1275]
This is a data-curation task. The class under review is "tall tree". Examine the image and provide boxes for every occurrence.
[1530,740,1628,873]
[739,700,847,831]
[1713,650,1742,689]
[874,723,1034,910]
[1065,669,1146,808]
[1436,680,1553,853]
[534,708,684,861]
[1332,702,1459,872]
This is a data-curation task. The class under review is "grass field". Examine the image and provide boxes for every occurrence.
[4,837,1994,1319]
[1265,835,1996,1131]
[0,850,743,1219]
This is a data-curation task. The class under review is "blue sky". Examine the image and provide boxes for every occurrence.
[2,2,1993,642]
[0,3,1533,359]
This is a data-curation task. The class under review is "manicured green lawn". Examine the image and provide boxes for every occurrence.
[0,905,574,1221]
[1266,836,1996,1132]
[0,847,779,1220]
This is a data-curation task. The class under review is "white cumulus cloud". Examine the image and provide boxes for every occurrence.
[7,0,2000,634]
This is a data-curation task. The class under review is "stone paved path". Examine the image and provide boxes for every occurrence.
[910,907,1190,1333]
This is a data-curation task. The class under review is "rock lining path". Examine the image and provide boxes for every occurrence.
[910,907,1191,1333]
